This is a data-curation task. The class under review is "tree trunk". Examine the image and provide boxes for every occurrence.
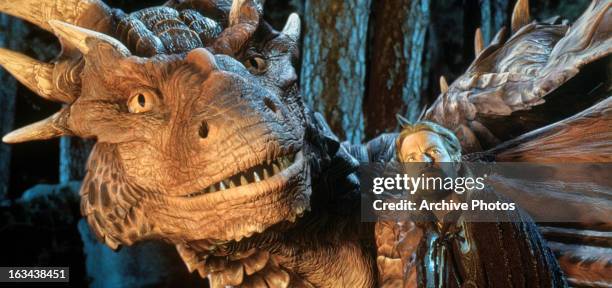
[480,0,509,45]
[422,0,480,114]
[301,0,372,143]
[0,16,26,201]
[363,0,431,138]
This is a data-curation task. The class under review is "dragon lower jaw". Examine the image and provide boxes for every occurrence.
[147,149,309,242]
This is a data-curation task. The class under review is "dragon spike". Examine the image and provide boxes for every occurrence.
[210,0,260,55]
[511,0,530,34]
[439,76,449,94]
[474,27,484,57]
[229,0,246,26]
[0,0,112,33]
[48,20,131,57]
[2,110,70,144]
[0,48,69,103]
[228,0,262,25]
[396,114,412,128]
[282,13,301,41]
[491,26,508,46]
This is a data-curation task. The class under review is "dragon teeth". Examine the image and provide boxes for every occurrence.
[187,152,297,197]
[227,179,236,188]
[240,175,249,185]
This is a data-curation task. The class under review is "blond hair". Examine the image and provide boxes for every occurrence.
[396,121,461,162]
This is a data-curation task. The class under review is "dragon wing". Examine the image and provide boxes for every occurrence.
[422,2,612,283]
[423,0,611,153]
[464,95,612,287]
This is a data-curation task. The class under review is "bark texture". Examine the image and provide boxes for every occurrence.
[364,0,430,137]
[301,0,372,143]
[480,0,510,45]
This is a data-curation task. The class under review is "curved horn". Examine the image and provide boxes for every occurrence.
[439,76,449,94]
[282,13,301,41]
[0,0,113,33]
[0,48,79,103]
[49,20,131,57]
[474,27,484,57]
[0,48,59,101]
[0,20,131,110]
[511,0,530,34]
[209,0,260,56]
[2,109,71,143]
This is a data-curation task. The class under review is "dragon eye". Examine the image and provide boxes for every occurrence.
[244,56,268,75]
[127,89,158,113]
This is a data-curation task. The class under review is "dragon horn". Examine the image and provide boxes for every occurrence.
[0,48,78,103]
[474,28,484,57]
[282,13,301,41]
[49,20,131,57]
[228,0,263,26]
[2,109,71,143]
[0,1,117,104]
[0,48,70,103]
[511,0,530,34]
[439,76,449,94]
[210,0,260,56]
[0,0,112,33]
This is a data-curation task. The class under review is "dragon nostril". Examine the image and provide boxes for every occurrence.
[264,97,277,113]
[198,121,209,139]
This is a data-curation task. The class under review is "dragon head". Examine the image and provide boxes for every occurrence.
[0,0,314,250]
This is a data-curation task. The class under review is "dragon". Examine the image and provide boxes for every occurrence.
[0,0,609,287]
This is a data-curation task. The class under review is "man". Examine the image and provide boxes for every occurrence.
[395,117,566,288]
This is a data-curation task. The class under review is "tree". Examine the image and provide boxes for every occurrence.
[301,0,372,143]
[364,0,431,138]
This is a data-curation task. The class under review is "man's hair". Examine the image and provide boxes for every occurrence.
[396,121,461,161]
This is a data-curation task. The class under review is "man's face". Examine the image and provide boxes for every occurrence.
[399,131,459,200]
[399,131,455,164]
